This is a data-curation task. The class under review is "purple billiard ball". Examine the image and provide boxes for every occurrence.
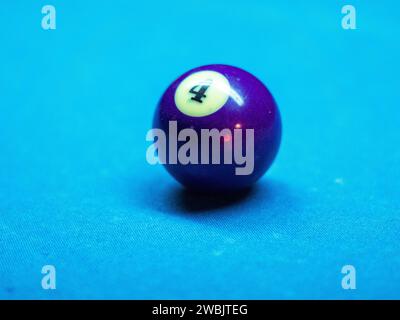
[152,64,282,192]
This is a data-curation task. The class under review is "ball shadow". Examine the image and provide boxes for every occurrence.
[172,187,255,213]
[151,178,289,219]
[127,169,297,224]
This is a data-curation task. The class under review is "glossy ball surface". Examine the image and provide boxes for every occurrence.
[153,64,282,192]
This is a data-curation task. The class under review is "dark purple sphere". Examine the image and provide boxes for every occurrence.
[153,64,281,192]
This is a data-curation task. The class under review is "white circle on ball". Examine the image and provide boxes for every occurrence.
[174,70,231,117]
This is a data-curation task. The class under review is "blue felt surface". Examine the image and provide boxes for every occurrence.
[0,0,399,299]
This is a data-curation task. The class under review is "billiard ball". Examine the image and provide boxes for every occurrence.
[152,64,281,192]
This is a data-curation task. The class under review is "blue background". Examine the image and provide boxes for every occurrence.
[0,0,399,299]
